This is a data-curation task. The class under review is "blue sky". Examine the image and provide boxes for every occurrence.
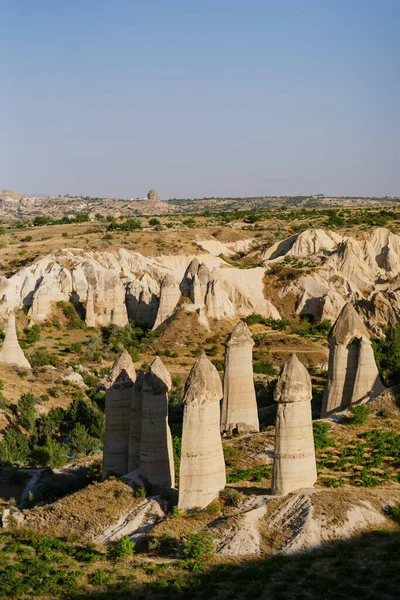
[1,0,399,198]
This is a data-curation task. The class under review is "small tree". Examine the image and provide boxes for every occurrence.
[70,423,100,456]
[19,393,36,433]
[32,437,69,468]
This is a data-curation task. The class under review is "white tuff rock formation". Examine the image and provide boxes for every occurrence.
[102,350,136,478]
[178,354,226,510]
[140,357,175,488]
[272,354,317,496]
[128,371,144,473]
[221,321,259,433]
[0,311,31,369]
[152,275,181,329]
[321,303,383,416]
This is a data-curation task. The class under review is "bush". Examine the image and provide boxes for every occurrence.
[70,423,100,456]
[57,301,85,329]
[313,422,333,449]
[253,361,276,375]
[148,217,160,226]
[391,503,400,523]
[28,346,61,368]
[18,393,36,433]
[348,405,371,425]
[182,531,215,560]
[25,324,41,344]
[219,487,244,507]
[0,429,31,464]
[107,535,135,561]
[32,437,69,468]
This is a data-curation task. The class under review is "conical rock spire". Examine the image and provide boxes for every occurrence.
[272,354,317,496]
[0,311,31,369]
[178,354,225,510]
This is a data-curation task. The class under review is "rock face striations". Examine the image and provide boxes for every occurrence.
[102,351,136,478]
[140,357,175,488]
[0,311,31,369]
[128,370,144,473]
[178,354,226,510]
[152,275,181,330]
[272,354,317,496]
[321,303,383,417]
[221,321,259,434]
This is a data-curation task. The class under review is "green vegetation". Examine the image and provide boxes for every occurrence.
[107,536,135,561]
[348,405,371,425]
[57,301,86,329]
[108,217,142,231]
[182,531,215,560]
[226,465,271,483]
[317,428,400,487]
[372,325,400,385]
[0,392,104,469]
[313,422,334,450]
[33,213,89,226]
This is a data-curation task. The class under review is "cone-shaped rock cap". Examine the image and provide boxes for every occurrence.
[226,320,254,347]
[185,258,200,277]
[183,353,223,406]
[162,274,177,288]
[330,303,369,345]
[198,263,211,283]
[274,354,312,404]
[143,356,172,394]
[108,349,136,386]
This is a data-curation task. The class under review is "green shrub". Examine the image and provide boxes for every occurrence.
[25,324,41,344]
[391,503,400,522]
[313,422,333,449]
[0,429,31,464]
[107,535,135,561]
[70,423,100,456]
[253,361,276,375]
[348,405,371,425]
[182,531,215,560]
[32,437,69,468]
[148,217,160,226]
[18,393,36,433]
[227,465,271,483]
[372,325,400,385]
[57,301,85,329]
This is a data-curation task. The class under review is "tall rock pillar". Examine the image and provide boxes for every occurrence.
[102,350,136,478]
[0,311,31,369]
[179,354,226,510]
[272,354,317,496]
[221,320,259,433]
[128,370,144,473]
[321,303,383,416]
[140,357,175,488]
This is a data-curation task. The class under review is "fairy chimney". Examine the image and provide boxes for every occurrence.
[178,354,226,510]
[272,354,317,496]
[0,311,31,369]
[221,321,259,433]
[139,357,175,488]
[321,303,383,416]
[102,350,136,478]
